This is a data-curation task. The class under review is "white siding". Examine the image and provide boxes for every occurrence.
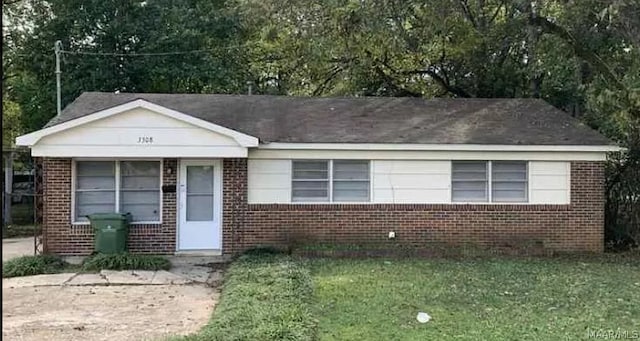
[529,161,570,204]
[34,108,247,157]
[246,158,573,205]
[247,159,291,203]
[373,161,450,203]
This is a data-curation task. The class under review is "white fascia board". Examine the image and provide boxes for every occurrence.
[16,99,259,147]
[257,142,623,153]
[31,145,248,158]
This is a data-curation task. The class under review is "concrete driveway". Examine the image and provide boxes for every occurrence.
[2,261,225,341]
[3,285,217,341]
[2,237,34,261]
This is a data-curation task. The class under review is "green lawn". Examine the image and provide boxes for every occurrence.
[309,256,640,340]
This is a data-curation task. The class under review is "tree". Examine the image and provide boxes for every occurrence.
[5,0,252,132]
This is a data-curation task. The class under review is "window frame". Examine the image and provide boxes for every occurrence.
[451,161,529,204]
[291,160,372,203]
[72,159,163,225]
[451,161,489,202]
[332,160,371,202]
[291,160,331,203]
[490,161,529,203]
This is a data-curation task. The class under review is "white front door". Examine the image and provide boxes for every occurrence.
[178,160,222,251]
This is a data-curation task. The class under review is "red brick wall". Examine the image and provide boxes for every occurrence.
[223,159,605,254]
[42,158,177,255]
[42,158,604,255]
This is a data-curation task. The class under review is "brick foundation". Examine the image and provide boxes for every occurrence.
[41,158,605,255]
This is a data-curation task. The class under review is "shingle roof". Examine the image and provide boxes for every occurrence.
[44,92,614,145]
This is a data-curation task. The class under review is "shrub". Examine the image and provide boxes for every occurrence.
[605,135,640,251]
[81,252,171,271]
[241,246,286,256]
[2,255,68,278]
[175,253,317,341]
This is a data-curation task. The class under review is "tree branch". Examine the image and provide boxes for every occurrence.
[404,67,472,98]
[528,15,625,91]
[312,66,343,96]
[458,0,478,29]
[373,65,422,97]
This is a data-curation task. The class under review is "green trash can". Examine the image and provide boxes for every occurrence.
[88,213,132,254]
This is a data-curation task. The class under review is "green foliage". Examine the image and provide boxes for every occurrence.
[240,246,287,256]
[81,252,171,271]
[4,0,251,133]
[2,96,22,147]
[174,253,316,341]
[310,257,640,340]
[605,131,640,250]
[2,255,68,278]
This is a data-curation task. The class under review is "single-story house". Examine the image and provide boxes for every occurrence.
[16,92,620,255]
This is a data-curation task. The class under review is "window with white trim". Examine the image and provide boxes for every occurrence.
[75,161,116,221]
[332,160,370,202]
[75,160,161,222]
[292,160,370,202]
[452,161,528,203]
[491,161,528,202]
[120,161,162,221]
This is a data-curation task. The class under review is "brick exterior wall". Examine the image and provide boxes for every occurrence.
[223,159,605,254]
[42,158,177,255]
[41,158,605,255]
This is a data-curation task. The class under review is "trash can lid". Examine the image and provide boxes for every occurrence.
[87,212,128,220]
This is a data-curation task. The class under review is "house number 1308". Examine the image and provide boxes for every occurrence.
[137,136,153,144]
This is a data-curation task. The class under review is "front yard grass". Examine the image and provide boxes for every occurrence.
[174,251,316,341]
[309,255,640,340]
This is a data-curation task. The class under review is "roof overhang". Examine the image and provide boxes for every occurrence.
[257,142,623,152]
[250,142,622,161]
[16,99,259,158]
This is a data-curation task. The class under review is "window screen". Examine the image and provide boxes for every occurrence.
[491,161,527,202]
[120,161,161,221]
[292,161,329,202]
[452,161,488,202]
[75,161,116,221]
[332,160,370,202]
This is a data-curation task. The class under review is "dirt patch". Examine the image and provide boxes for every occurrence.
[2,284,218,341]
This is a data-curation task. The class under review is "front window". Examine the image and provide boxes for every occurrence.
[292,160,370,202]
[292,160,330,202]
[332,160,370,202]
[452,161,528,203]
[75,160,161,222]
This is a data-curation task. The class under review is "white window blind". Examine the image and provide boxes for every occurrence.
[75,161,116,222]
[491,161,527,202]
[452,161,488,202]
[332,160,370,202]
[74,160,161,223]
[452,161,529,203]
[292,161,329,202]
[120,161,161,221]
[291,160,371,202]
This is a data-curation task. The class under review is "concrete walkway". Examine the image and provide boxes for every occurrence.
[2,237,34,261]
